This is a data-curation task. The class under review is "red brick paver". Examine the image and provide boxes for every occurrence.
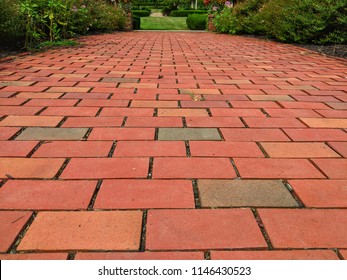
[0,31,346,259]
[0,180,97,210]
[258,209,347,248]
[0,253,68,260]
[340,250,347,260]
[210,250,339,260]
[94,180,194,209]
[289,180,347,207]
[0,158,65,179]
[17,211,142,251]
[0,211,32,252]
[146,209,266,250]
[32,141,113,158]
[75,252,204,260]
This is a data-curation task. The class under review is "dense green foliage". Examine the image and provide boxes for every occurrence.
[213,0,347,44]
[186,14,207,30]
[132,10,151,17]
[258,0,347,44]
[0,0,126,50]
[171,10,207,17]
[161,7,173,16]
[0,0,24,47]
[132,15,141,29]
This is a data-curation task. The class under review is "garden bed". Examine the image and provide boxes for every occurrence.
[294,44,346,59]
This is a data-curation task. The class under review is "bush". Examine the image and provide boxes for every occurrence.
[1,0,126,50]
[161,7,172,16]
[257,0,347,44]
[214,7,236,34]
[132,15,141,30]
[132,10,151,17]
[90,1,126,31]
[213,0,346,45]
[140,7,151,12]
[186,14,207,30]
[233,0,267,34]
[214,0,266,34]
[0,0,25,48]
[171,10,207,17]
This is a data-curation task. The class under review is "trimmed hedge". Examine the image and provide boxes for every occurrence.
[213,0,347,44]
[132,15,141,30]
[132,10,151,17]
[186,14,207,30]
[140,7,151,12]
[171,10,207,17]
[257,0,347,44]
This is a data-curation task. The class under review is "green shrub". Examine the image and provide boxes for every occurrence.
[140,7,151,12]
[2,0,126,50]
[132,10,151,17]
[171,10,207,17]
[257,0,347,44]
[90,1,126,31]
[132,15,141,29]
[214,0,266,34]
[0,0,25,48]
[161,7,172,16]
[233,0,267,34]
[186,14,207,30]
[214,7,237,34]
[213,0,346,45]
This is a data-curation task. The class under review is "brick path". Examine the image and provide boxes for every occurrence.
[0,32,346,260]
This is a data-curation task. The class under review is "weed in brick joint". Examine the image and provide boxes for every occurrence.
[88,180,103,210]
[56,116,68,128]
[0,180,6,188]
[204,251,211,260]
[95,107,103,116]
[192,180,201,208]
[283,181,305,208]
[335,249,345,260]
[121,117,128,127]
[251,208,274,250]
[185,141,191,157]
[147,157,154,179]
[140,211,148,252]
[26,141,44,158]
[53,158,70,179]
[9,127,26,141]
[108,141,117,157]
[8,212,37,254]
[35,106,48,115]
[67,252,76,260]
[83,128,92,140]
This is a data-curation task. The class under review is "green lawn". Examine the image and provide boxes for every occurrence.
[140,17,189,30]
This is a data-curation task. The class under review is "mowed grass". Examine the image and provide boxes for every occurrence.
[140,17,189,30]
